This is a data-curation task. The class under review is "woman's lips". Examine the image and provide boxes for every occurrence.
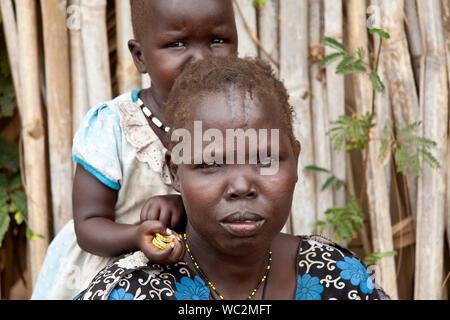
[219,211,265,237]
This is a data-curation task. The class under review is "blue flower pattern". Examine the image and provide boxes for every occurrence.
[108,288,134,300]
[295,274,324,300]
[174,276,210,300]
[336,256,374,294]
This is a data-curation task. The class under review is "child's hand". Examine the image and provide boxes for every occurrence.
[140,195,185,231]
[137,220,186,265]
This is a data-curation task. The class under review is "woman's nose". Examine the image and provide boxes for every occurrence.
[225,171,258,200]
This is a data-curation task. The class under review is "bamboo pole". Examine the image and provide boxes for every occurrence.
[280,0,316,236]
[115,0,141,94]
[346,0,398,299]
[415,0,448,300]
[443,0,450,255]
[309,0,333,239]
[69,0,89,136]
[233,0,258,58]
[324,0,346,208]
[404,0,423,89]
[80,0,112,106]
[380,0,420,218]
[15,0,50,288]
[0,0,23,116]
[40,0,73,234]
[258,0,279,76]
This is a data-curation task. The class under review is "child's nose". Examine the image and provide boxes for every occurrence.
[190,46,209,63]
[225,170,258,201]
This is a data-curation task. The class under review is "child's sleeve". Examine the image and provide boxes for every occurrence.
[72,104,123,190]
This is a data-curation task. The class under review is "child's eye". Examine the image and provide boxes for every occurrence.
[211,38,226,45]
[168,41,185,48]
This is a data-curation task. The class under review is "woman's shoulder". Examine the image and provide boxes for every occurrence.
[74,251,202,300]
[294,234,390,300]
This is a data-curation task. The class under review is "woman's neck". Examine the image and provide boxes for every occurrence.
[184,223,272,299]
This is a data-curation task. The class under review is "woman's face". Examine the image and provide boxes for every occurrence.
[169,91,299,256]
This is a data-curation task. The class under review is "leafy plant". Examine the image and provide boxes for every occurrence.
[379,121,440,176]
[309,28,441,265]
[320,29,388,94]
[0,138,42,247]
[0,16,16,118]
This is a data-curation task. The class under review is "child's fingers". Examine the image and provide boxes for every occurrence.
[169,239,186,263]
[158,207,172,228]
[168,206,185,230]
[140,200,155,222]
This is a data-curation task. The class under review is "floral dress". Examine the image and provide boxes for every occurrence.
[75,235,390,300]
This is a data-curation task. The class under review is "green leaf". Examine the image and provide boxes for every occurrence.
[7,172,22,191]
[0,173,8,207]
[252,0,266,9]
[14,211,23,225]
[357,48,365,60]
[335,179,345,191]
[10,190,27,217]
[369,28,391,39]
[321,176,336,192]
[379,140,390,160]
[0,208,11,247]
[396,147,409,175]
[364,250,397,266]
[319,52,345,68]
[336,55,355,71]
[322,37,347,54]
[304,165,330,173]
[369,71,385,93]
[0,138,19,171]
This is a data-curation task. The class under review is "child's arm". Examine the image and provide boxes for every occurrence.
[73,164,142,257]
[73,164,186,262]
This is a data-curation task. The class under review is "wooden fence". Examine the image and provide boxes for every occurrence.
[0,0,449,300]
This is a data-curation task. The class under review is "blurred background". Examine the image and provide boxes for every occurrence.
[0,0,449,300]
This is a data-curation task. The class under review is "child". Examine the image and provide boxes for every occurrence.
[76,56,389,300]
[31,0,238,300]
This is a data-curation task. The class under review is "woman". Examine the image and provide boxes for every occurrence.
[75,56,389,300]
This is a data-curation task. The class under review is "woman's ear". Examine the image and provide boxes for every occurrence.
[165,152,181,192]
[294,139,301,162]
[128,39,147,74]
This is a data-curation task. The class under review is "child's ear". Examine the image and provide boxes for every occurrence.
[128,39,147,74]
[165,152,181,192]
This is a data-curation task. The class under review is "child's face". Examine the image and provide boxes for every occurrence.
[170,90,299,256]
[129,0,238,103]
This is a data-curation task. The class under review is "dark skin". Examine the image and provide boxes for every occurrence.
[168,91,303,300]
[73,0,238,263]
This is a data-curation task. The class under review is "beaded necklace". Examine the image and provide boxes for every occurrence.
[183,233,272,300]
[137,97,170,133]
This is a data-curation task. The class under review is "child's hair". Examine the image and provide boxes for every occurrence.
[130,0,153,40]
[163,56,297,150]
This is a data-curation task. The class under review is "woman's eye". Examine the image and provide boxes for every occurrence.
[258,157,274,168]
[200,161,221,169]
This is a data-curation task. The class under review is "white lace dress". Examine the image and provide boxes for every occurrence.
[31,90,176,300]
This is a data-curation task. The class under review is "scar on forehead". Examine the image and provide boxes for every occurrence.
[226,87,251,127]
